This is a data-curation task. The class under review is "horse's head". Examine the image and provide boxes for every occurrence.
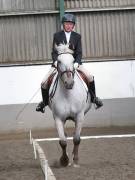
[55,44,75,89]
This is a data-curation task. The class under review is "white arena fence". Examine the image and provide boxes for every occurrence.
[30,130,135,180]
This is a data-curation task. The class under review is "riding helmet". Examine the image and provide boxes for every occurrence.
[62,13,76,24]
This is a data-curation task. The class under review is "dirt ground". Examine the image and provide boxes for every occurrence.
[0,126,135,180]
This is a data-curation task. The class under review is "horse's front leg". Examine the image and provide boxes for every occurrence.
[55,117,69,167]
[73,115,84,167]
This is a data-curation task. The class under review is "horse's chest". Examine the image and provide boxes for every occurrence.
[53,93,81,114]
[49,79,90,118]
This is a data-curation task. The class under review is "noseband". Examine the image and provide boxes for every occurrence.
[60,69,75,78]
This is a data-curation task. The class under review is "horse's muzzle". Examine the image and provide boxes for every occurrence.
[64,80,74,89]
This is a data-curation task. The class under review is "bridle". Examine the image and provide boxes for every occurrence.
[50,45,76,100]
[50,57,75,101]
[57,57,75,79]
[59,69,75,79]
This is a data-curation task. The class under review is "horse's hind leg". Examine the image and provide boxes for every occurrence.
[55,118,69,166]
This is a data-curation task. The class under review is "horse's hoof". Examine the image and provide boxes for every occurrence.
[60,154,69,167]
[68,162,72,167]
[73,163,80,168]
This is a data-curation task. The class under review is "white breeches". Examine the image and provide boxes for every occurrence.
[78,64,94,82]
[41,67,57,89]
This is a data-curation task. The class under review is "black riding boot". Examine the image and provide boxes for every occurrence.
[36,87,49,113]
[89,80,103,109]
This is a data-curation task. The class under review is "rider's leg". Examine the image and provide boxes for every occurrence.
[36,66,56,113]
[36,87,49,113]
[78,65,103,109]
[88,78,103,109]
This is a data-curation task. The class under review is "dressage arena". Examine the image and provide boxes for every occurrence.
[0,126,135,180]
[0,0,135,179]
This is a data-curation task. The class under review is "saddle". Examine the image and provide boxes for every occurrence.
[47,72,56,87]
[77,70,89,87]
[47,69,89,89]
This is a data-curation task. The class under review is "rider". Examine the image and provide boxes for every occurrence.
[36,13,103,113]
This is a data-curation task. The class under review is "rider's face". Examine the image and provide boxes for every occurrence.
[63,22,75,32]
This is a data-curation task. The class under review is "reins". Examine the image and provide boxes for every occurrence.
[49,74,59,102]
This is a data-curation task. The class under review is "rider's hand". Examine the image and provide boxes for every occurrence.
[54,61,58,68]
[74,62,79,69]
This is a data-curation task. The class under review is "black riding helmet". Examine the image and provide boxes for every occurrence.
[62,13,76,24]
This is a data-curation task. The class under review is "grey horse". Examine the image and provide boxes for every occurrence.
[49,44,91,167]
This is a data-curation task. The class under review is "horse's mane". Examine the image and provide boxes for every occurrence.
[55,43,74,55]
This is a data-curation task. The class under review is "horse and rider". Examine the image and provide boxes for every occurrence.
[36,13,103,113]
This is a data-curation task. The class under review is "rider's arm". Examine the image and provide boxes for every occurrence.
[74,34,82,65]
[51,33,58,67]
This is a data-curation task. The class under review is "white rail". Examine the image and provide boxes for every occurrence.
[30,130,135,180]
[30,130,56,180]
